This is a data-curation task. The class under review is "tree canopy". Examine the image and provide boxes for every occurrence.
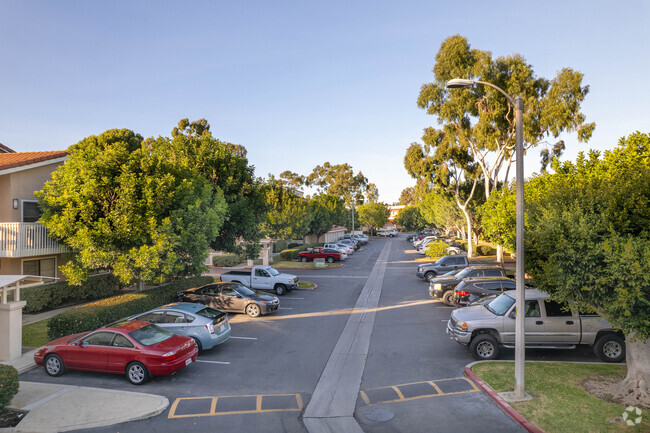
[259,177,312,240]
[357,202,388,234]
[38,128,227,285]
[394,206,427,231]
[305,162,368,206]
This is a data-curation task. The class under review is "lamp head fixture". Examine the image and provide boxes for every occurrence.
[446,78,475,89]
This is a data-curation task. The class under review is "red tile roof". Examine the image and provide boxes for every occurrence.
[0,151,68,171]
[0,143,15,153]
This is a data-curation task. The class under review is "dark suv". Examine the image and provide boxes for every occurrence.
[453,277,517,307]
[429,266,507,305]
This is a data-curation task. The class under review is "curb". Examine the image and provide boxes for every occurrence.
[464,362,544,433]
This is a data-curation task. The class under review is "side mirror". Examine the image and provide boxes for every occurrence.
[509,310,516,319]
[236,294,243,299]
[77,340,86,346]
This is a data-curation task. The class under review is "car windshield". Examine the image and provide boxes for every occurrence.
[234,284,256,296]
[196,307,226,320]
[486,294,516,316]
[455,268,472,279]
[433,257,444,265]
[128,324,174,346]
[267,267,280,276]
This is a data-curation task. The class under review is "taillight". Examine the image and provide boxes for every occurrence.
[206,322,215,334]
[456,291,469,297]
[162,351,177,361]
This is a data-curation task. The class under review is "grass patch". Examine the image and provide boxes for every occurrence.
[472,361,648,433]
[299,281,316,289]
[22,320,50,348]
[271,260,343,269]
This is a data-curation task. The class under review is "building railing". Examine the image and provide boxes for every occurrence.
[0,222,69,258]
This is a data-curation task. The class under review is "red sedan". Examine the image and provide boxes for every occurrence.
[34,320,198,385]
[298,247,341,263]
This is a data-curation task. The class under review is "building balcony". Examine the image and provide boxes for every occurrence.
[0,222,70,258]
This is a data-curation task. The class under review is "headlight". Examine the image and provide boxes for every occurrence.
[455,322,468,332]
[433,283,441,289]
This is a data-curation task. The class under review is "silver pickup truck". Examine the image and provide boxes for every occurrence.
[446,289,625,362]
[220,265,299,296]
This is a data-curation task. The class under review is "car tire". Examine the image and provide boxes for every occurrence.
[44,354,66,377]
[246,303,262,318]
[126,361,149,385]
[326,256,334,263]
[594,334,625,363]
[470,334,500,360]
[192,337,203,352]
[424,272,435,283]
[274,284,286,296]
[442,290,455,306]
[300,256,308,263]
[449,250,457,255]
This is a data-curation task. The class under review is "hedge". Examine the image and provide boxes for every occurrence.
[21,273,120,314]
[273,240,288,253]
[47,276,214,340]
[0,364,19,410]
[287,243,301,249]
[212,254,243,267]
[477,244,496,256]
[425,241,447,258]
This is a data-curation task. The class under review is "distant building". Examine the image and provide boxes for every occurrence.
[387,205,406,224]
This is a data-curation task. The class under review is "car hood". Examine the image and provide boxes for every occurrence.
[253,293,279,302]
[43,332,89,348]
[451,304,497,322]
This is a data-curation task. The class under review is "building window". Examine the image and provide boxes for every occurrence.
[23,258,56,278]
[22,201,41,223]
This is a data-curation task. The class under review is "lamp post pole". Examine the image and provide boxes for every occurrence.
[446,78,527,399]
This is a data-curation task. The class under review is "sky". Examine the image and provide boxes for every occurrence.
[1,0,648,204]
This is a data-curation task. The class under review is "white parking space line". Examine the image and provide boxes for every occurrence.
[279,307,293,310]
[196,360,230,365]
[286,297,305,300]
[436,306,454,308]
[229,336,258,340]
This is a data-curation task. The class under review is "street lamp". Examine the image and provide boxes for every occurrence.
[446,78,528,400]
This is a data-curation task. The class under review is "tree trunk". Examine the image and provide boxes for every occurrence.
[461,207,473,258]
[496,244,504,266]
[606,335,650,408]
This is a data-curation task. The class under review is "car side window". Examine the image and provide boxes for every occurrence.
[255,269,269,277]
[525,301,541,317]
[485,269,503,277]
[454,257,465,265]
[544,300,573,317]
[112,334,134,348]
[83,331,115,346]
[483,282,502,291]
[501,281,516,290]
[221,287,239,297]
[164,312,188,323]
[137,311,165,323]
[468,270,482,277]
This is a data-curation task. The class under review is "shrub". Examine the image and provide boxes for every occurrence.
[47,276,213,340]
[273,240,288,253]
[280,248,301,260]
[477,245,495,256]
[212,254,243,267]
[0,364,19,410]
[21,273,120,314]
[425,241,448,258]
[288,243,301,248]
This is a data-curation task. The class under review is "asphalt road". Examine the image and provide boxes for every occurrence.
[20,237,605,432]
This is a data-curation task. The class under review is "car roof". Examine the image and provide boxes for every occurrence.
[465,266,504,271]
[157,302,209,313]
[102,320,151,332]
[462,276,514,283]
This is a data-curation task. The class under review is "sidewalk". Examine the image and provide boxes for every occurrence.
[1,381,168,433]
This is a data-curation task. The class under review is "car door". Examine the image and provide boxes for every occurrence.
[218,285,246,312]
[106,333,136,373]
[252,268,272,290]
[161,311,191,337]
[542,300,580,343]
[68,331,114,371]
[501,300,546,344]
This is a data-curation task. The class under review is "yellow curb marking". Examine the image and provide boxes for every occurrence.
[168,393,303,419]
[360,377,479,405]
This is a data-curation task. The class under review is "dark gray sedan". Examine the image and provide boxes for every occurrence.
[178,282,280,317]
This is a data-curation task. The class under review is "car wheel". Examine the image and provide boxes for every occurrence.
[442,290,455,306]
[44,354,66,377]
[449,250,457,255]
[326,256,334,263]
[470,334,500,360]
[274,284,286,296]
[126,361,149,385]
[594,334,625,363]
[192,337,203,352]
[424,272,435,282]
[300,256,308,262]
[246,303,262,318]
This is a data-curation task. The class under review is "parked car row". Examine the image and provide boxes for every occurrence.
[297,234,369,263]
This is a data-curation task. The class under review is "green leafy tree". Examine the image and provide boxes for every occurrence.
[260,178,312,240]
[307,194,347,238]
[306,162,368,206]
[425,241,448,258]
[398,187,418,206]
[394,206,426,231]
[157,119,267,260]
[38,128,227,285]
[418,190,465,236]
[365,183,380,203]
[357,202,388,235]
[482,132,650,405]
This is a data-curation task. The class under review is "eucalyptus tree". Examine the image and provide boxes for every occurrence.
[357,202,389,235]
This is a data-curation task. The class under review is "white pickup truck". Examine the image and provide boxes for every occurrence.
[220,265,299,296]
[447,289,625,362]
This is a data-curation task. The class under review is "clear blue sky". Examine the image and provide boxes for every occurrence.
[1,0,648,203]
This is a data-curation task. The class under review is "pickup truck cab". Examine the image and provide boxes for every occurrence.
[417,255,469,282]
[220,265,298,296]
[447,289,625,362]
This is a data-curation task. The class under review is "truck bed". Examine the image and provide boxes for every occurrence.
[222,270,250,276]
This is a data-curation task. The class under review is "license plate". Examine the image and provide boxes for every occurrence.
[219,325,225,332]
[185,358,192,366]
